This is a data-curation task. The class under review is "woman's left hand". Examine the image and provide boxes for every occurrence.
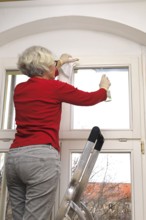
[59,53,79,65]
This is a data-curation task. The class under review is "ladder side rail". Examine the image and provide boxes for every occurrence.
[68,131,104,218]
[55,127,102,220]
[55,141,95,220]
[80,202,94,220]
[71,141,95,184]
[72,150,100,204]
[72,132,104,203]
[71,126,102,184]
[69,201,86,220]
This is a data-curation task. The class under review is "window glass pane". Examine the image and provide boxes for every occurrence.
[72,67,130,129]
[2,71,28,129]
[71,152,132,220]
[2,68,130,130]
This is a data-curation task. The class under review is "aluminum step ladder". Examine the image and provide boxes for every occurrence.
[55,126,104,220]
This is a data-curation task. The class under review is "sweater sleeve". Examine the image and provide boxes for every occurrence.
[55,81,107,106]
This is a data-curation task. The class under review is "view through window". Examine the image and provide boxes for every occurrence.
[72,67,130,130]
[71,152,132,220]
[2,71,28,129]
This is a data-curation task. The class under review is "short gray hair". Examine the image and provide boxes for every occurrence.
[17,46,54,77]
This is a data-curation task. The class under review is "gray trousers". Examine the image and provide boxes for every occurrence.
[5,145,60,220]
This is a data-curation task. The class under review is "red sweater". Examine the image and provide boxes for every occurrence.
[11,77,107,151]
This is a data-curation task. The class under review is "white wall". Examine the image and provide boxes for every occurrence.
[0,1,146,46]
[0,1,146,32]
[0,30,141,58]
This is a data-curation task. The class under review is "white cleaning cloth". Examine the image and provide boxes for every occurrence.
[59,62,76,80]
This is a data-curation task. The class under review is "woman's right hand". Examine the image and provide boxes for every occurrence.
[99,74,111,91]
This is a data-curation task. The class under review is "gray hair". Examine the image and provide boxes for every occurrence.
[17,46,54,77]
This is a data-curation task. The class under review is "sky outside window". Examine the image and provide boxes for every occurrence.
[72,67,130,130]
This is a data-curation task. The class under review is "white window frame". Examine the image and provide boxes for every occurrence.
[60,139,144,220]
[0,55,144,220]
[59,56,141,140]
[0,58,17,140]
[0,56,141,140]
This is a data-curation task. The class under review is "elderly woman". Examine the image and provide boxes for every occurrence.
[5,46,110,220]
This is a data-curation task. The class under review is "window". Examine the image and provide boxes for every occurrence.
[72,67,130,130]
[0,56,144,220]
[1,70,28,129]
[59,57,140,140]
[60,139,143,220]
[71,152,132,220]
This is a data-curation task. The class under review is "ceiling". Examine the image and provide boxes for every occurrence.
[0,0,25,1]
[0,0,145,3]
[0,0,145,9]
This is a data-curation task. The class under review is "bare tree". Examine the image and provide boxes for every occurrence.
[71,153,132,220]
